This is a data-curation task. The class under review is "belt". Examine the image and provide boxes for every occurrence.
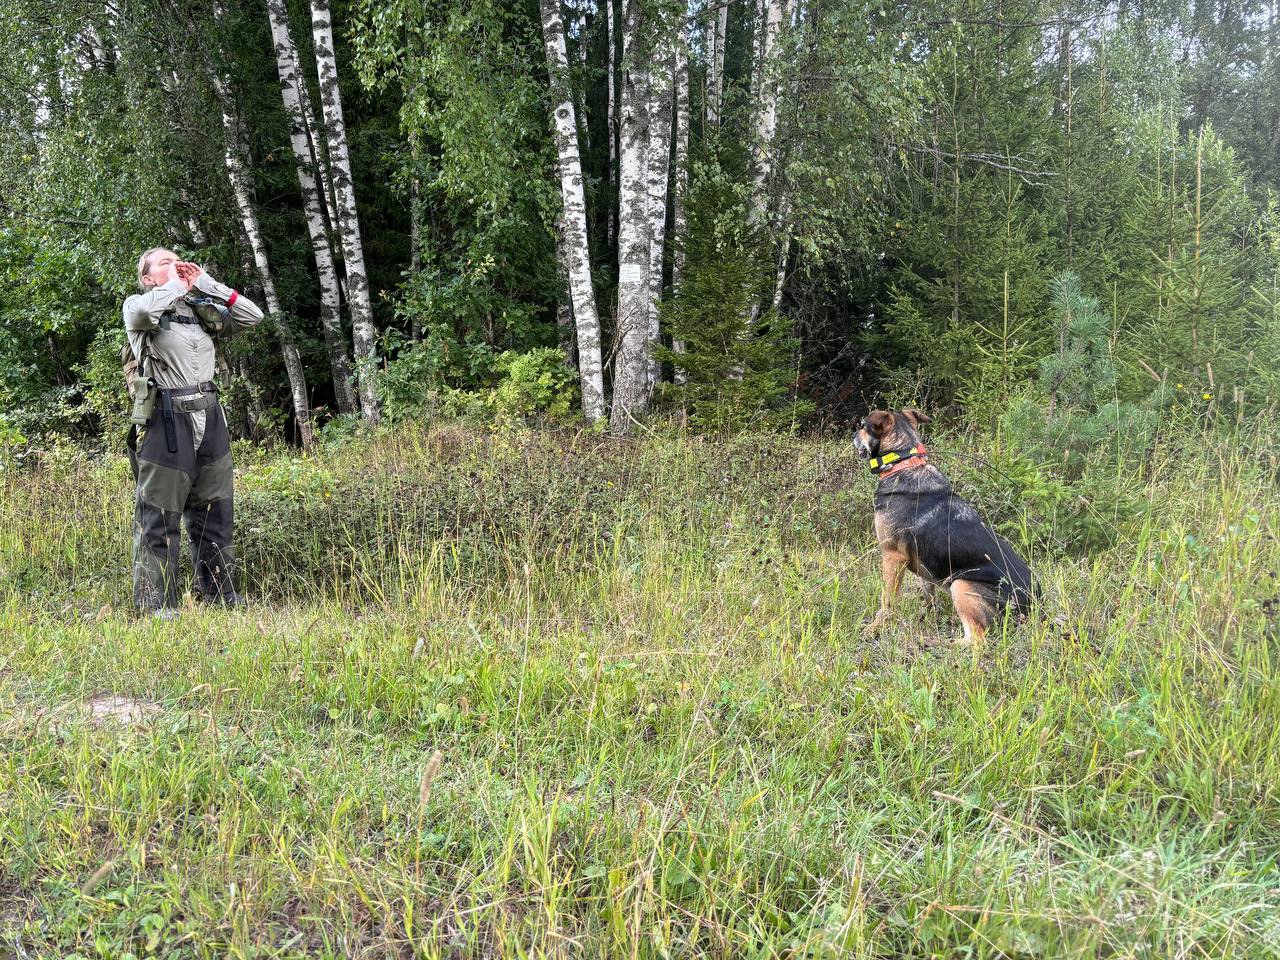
[141,381,218,455]
[157,383,218,447]
[171,393,217,413]
[160,381,218,395]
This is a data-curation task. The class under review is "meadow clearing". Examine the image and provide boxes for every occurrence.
[1,421,1277,958]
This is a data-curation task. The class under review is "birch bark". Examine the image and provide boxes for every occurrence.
[644,31,674,391]
[708,0,727,128]
[671,26,690,383]
[540,0,607,421]
[606,0,617,248]
[750,0,784,227]
[609,0,653,433]
[209,68,314,447]
[310,0,381,422]
[266,0,357,414]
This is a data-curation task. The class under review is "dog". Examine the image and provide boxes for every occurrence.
[852,409,1035,646]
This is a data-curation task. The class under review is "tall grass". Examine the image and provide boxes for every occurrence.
[1,421,1278,958]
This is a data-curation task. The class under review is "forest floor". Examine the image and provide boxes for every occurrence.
[1,421,1278,958]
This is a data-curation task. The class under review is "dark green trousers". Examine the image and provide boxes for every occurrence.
[128,394,238,610]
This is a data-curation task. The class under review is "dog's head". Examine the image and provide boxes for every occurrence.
[852,408,930,462]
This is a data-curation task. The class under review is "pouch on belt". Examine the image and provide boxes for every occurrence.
[129,377,157,427]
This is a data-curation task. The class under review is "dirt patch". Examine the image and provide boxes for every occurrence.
[84,694,161,727]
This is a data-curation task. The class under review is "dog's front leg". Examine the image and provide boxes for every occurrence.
[866,546,908,636]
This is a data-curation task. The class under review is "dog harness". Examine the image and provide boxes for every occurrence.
[868,444,928,479]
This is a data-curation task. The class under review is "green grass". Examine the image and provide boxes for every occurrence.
[1,422,1279,958]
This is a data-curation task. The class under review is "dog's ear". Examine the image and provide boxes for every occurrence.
[900,408,931,428]
[866,410,894,436]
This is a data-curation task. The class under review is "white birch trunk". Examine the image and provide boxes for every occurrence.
[744,0,785,331]
[540,0,607,421]
[771,191,791,311]
[210,69,315,447]
[310,0,381,422]
[609,0,653,433]
[671,27,690,384]
[294,62,341,249]
[644,33,674,392]
[572,4,591,156]
[708,0,727,129]
[606,0,617,248]
[750,0,784,227]
[266,0,357,415]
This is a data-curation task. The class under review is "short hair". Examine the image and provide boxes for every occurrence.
[136,247,174,291]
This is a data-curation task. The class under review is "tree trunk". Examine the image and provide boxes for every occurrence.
[610,0,653,433]
[572,4,592,157]
[644,31,674,393]
[749,0,784,227]
[671,26,690,384]
[294,60,350,312]
[708,0,727,129]
[182,192,207,245]
[209,69,315,447]
[232,248,274,441]
[540,0,607,421]
[266,0,358,415]
[554,198,577,367]
[741,0,784,332]
[292,56,341,247]
[607,0,617,249]
[310,0,381,422]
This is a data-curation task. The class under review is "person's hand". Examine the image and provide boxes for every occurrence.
[176,261,204,288]
[165,260,190,291]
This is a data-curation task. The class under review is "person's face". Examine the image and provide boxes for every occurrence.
[141,250,178,288]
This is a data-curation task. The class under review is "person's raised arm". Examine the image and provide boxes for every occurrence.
[122,262,188,331]
[183,262,264,331]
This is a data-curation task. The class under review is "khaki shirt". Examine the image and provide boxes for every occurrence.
[122,273,264,389]
[123,273,264,449]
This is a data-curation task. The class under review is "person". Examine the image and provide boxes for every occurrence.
[122,247,263,617]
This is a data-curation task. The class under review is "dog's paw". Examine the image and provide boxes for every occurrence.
[863,612,888,637]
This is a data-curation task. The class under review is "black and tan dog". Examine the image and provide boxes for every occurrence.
[852,409,1035,646]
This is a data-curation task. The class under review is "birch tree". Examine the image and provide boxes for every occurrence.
[750,0,784,228]
[671,24,690,383]
[266,0,357,414]
[746,0,784,325]
[609,0,653,433]
[644,31,674,392]
[310,0,380,422]
[208,67,315,447]
[606,0,617,247]
[708,0,727,129]
[295,64,341,248]
[540,0,607,422]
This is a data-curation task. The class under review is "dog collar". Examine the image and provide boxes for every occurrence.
[868,444,928,478]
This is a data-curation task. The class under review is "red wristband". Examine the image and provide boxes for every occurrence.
[227,290,239,307]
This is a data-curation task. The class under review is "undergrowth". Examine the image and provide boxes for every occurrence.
[0,420,1277,958]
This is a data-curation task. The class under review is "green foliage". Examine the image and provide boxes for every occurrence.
[490,347,579,419]
[658,161,808,432]
[998,271,1160,552]
[1110,123,1264,403]
[3,0,1280,446]
[377,344,579,425]
[354,0,558,364]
